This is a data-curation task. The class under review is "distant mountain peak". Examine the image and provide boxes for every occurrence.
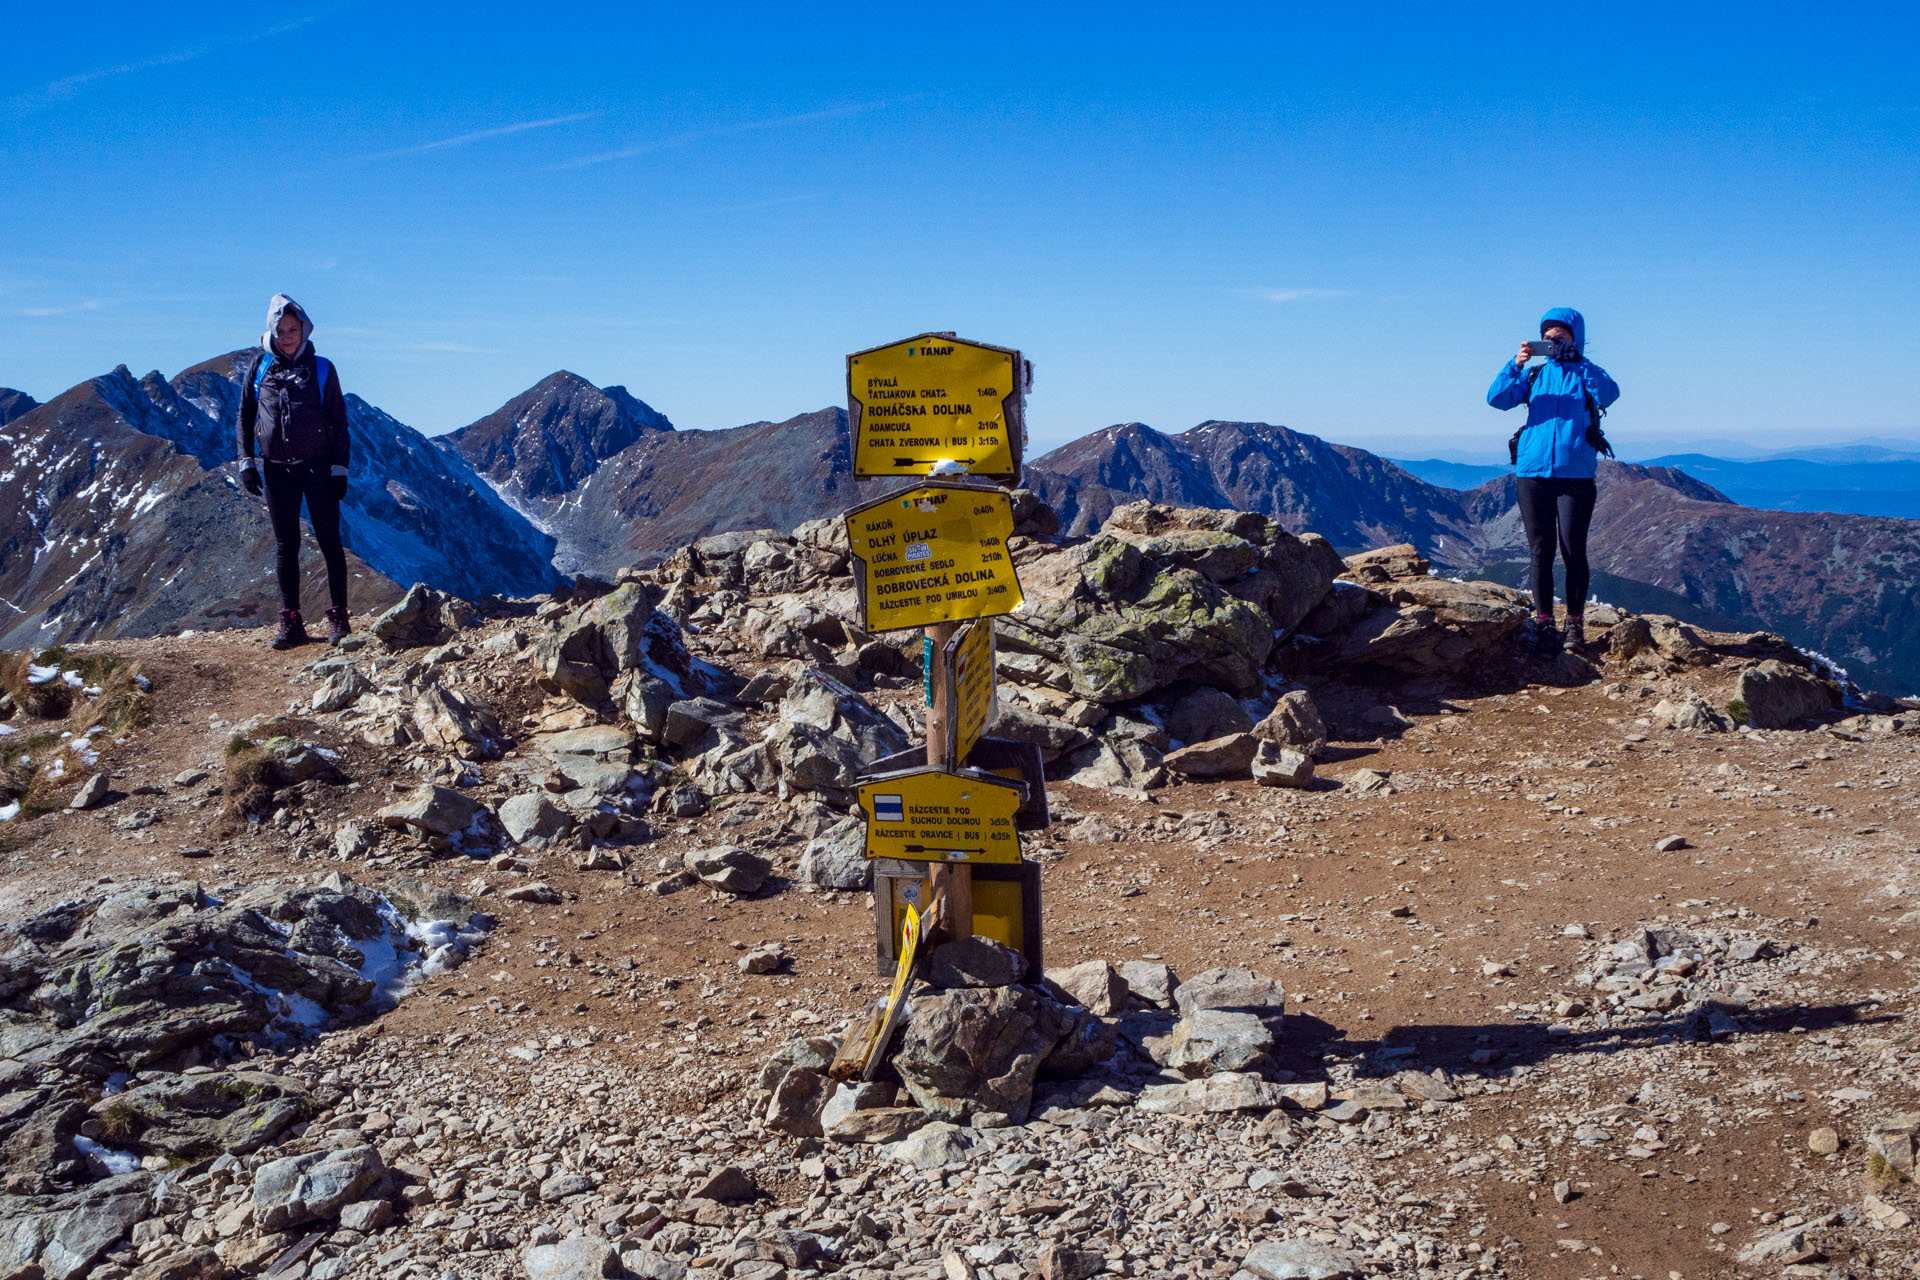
[445,370,674,504]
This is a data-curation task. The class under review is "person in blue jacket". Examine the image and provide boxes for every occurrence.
[1488,307,1620,658]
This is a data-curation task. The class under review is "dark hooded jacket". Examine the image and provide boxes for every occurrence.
[1486,306,1620,479]
[238,295,351,473]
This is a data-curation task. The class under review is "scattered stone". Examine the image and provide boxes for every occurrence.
[1654,834,1690,853]
[682,846,772,894]
[738,943,788,974]
[70,773,111,810]
[1168,1009,1274,1076]
[1164,732,1259,778]
[1251,740,1315,788]
[1340,768,1394,795]
[1738,659,1837,728]
[1808,1126,1840,1155]
[691,1165,758,1202]
[504,882,563,905]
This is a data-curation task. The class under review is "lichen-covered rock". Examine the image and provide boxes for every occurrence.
[83,1071,308,1158]
[997,535,1275,703]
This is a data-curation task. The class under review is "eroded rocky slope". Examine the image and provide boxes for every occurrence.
[1,496,1917,1280]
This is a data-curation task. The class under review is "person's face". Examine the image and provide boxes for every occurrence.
[275,311,304,356]
[1542,323,1573,346]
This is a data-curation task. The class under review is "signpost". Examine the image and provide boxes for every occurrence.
[848,333,1028,483]
[840,332,1041,967]
[842,482,1023,634]
[855,766,1025,865]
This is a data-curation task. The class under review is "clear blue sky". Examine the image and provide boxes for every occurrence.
[5,3,1917,459]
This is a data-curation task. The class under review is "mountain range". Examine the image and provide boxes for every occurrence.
[4,358,1919,695]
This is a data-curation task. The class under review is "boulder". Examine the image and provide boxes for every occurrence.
[498,792,575,846]
[1175,966,1287,1019]
[310,665,372,714]
[252,1143,385,1230]
[763,1066,831,1138]
[69,773,110,811]
[997,535,1275,703]
[84,1070,308,1158]
[0,1173,153,1280]
[1239,1238,1366,1280]
[1341,767,1395,795]
[1045,960,1128,1015]
[1164,732,1259,778]
[1101,501,1343,632]
[683,846,772,894]
[797,816,868,890]
[1322,577,1529,676]
[1254,689,1327,757]
[1251,741,1314,789]
[927,936,1026,988]
[523,1235,623,1280]
[368,583,468,649]
[412,684,507,760]
[535,725,635,757]
[1118,960,1179,1008]
[882,1121,977,1170]
[378,785,488,839]
[891,986,1077,1123]
[1737,659,1838,728]
[1136,1071,1288,1114]
[1061,736,1166,790]
[1168,1009,1274,1076]
[1651,697,1730,733]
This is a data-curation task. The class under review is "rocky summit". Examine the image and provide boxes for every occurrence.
[0,491,1917,1280]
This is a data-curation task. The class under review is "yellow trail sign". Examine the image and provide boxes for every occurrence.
[944,619,996,766]
[843,482,1024,633]
[848,333,1026,482]
[857,766,1024,865]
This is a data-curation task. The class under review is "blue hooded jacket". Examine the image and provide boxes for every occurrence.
[1487,307,1620,479]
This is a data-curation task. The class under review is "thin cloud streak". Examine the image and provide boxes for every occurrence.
[13,300,103,317]
[27,16,318,106]
[353,112,603,162]
[555,99,910,170]
[1254,288,1352,303]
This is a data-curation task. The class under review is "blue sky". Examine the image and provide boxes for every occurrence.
[5,3,1917,459]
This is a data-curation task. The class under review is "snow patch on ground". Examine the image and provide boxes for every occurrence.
[73,1135,141,1176]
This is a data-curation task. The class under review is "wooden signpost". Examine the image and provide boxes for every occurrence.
[841,333,1034,955]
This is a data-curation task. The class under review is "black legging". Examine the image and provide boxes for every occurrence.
[263,461,347,614]
[1515,476,1596,618]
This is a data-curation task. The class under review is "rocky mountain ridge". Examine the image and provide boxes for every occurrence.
[0,352,563,648]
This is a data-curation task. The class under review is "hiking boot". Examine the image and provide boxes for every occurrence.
[271,609,310,650]
[324,605,351,646]
[1526,614,1562,660]
[1563,614,1587,650]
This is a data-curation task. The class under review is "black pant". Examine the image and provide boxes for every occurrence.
[263,461,347,614]
[1515,476,1596,618]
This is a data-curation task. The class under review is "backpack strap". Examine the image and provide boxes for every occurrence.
[255,354,330,397]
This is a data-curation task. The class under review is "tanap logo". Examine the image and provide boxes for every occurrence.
[906,347,916,356]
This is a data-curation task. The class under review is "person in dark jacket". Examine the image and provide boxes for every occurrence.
[1487,306,1621,658]
[237,294,353,649]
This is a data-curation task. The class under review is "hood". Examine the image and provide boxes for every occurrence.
[262,294,314,362]
[1540,307,1585,353]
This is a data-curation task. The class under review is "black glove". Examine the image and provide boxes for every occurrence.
[329,475,348,502]
[241,464,263,497]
